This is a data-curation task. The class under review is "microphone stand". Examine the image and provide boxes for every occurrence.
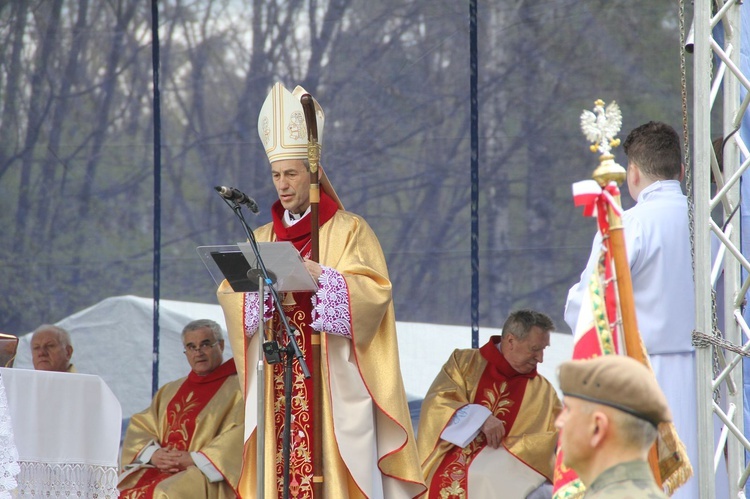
[220,197,311,499]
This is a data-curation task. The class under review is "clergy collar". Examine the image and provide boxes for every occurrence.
[284,206,312,226]
[271,191,339,243]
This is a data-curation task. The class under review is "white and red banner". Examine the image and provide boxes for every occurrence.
[552,180,623,498]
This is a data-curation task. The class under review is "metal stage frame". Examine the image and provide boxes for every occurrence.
[693,0,749,496]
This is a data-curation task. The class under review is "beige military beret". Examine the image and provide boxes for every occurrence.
[558,355,672,427]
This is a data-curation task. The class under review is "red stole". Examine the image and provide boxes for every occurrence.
[428,337,537,499]
[266,191,338,498]
[269,189,339,255]
[120,360,238,499]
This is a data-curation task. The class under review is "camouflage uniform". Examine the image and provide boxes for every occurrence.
[584,460,667,498]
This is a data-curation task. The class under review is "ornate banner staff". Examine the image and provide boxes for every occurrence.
[300,93,323,497]
[581,99,663,486]
[301,94,321,262]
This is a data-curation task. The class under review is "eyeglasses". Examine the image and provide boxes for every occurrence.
[183,340,219,354]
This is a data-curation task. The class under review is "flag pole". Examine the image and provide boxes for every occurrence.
[589,112,663,487]
[300,93,323,497]
[555,100,691,497]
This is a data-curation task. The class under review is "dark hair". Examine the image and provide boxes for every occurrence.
[622,121,682,180]
[501,309,554,340]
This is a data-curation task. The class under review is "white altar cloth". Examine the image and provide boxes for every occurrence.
[0,368,121,498]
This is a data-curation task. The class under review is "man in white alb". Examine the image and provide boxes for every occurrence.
[564,121,697,498]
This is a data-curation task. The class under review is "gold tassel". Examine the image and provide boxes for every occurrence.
[657,422,693,496]
[282,292,297,306]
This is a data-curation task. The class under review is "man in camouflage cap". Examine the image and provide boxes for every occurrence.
[555,355,671,498]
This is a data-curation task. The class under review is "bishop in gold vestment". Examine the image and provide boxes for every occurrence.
[218,82,425,498]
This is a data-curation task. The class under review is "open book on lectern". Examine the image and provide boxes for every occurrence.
[197,241,318,293]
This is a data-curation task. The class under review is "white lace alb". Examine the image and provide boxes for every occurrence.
[14,462,118,498]
[243,291,275,338]
[0,373,19,497]
[311,266,352,338]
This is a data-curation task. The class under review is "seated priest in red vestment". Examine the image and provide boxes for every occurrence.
[417,309,562,499]
[118,319,244,499]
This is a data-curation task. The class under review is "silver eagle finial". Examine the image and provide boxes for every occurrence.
[580,99,622,157]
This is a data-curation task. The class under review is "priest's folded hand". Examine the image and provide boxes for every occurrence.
[480,415,506,449]
[151,448,182,474]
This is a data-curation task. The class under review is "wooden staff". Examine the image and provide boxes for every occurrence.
[300,93,323,496]
[593,160,663,487]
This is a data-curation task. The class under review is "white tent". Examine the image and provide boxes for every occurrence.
[14,295,573,422]
[15,295,233,420]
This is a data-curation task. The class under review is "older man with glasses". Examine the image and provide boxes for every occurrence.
[118,319,244,499]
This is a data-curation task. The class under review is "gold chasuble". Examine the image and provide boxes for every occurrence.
[417,337,561,499]
[119,359,243,499]
[218,191,425,498]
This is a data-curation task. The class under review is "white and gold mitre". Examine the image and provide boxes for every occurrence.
[257,82,325,163]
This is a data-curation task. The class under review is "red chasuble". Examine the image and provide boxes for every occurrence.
[267,191,338,497]
[120,360,238,499]
[428,338,537,499]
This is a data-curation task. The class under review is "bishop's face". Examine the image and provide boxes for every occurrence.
[271,159,311,215]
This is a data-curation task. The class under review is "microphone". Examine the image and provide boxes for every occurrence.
[215,186,259,214]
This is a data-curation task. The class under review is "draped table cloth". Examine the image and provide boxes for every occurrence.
[0,368,121,498]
